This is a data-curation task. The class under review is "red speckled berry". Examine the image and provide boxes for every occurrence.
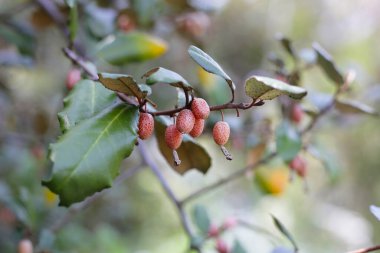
[176,109,195,133]
[165,124,182,150]
[213,121,230,146]
[66,68,81,90]
[207,224,219,238]
[191,98,210,119]
[215,239,229,253]
[291,104,303,124]
[289,155,307,177]
[138,113,154,140]
[189,118,205,138]
[18,239,33,253]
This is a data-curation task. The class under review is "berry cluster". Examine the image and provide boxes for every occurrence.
[137,97,232,165]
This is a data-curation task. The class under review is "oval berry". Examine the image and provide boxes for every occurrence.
[213,121,230,146]
[289,155,307,177]
[189,118,205,138]
[66,68,81,90]
[176,109,195,134]
[191,98,210,119]
[138,113,154,140]
[18,239,33,253]
[165,124,182,150]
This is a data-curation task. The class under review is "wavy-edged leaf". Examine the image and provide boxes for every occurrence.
[370,205,380,221]
[313,43,344,86]
[276,121,302,163]
[188,45,235,90]
[98,73,151,99]
[43,103,139,206]
[245,75,307,100]
[271,215,299,252]
[98,31,167,65]
[142,67,192,91]
[191,205,210,234]
[155,117,211,174]
[58,80,116,133]
[335,99,379,116]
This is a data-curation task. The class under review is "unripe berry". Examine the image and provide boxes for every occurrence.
[165,124,182,150]
[289,155,307,177]
[215,239,229,253]
[191,98,210,119]
[66,68,81,90]
[207,224,219,238]
[213,121,230,146]
[189,118,205,138]
[176,109,195,133]
[291,104,303,124]
[138,113,154,140]
[18,239,33,253]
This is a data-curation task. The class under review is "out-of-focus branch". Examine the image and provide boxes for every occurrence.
[347,245,380,253]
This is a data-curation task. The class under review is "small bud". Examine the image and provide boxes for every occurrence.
[66,68,81,90]
[191,98,210,119]
[189,118,205,138]
[138,113,154,140]
[289,155,307,177]
[222,217,237,230]
[165,124,182,150]
[291,104,303,124]
[215,239,229,253]
[176,109,195,134]
[18,239,33,253]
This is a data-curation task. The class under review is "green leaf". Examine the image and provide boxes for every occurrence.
[370,205,380,221]
[231,240,247,253]
[177,88,187,107]
[58,80,116,133]
[43,103,139,206]
[98,73,151,99]
[276,121,302,163]
[142,67,192,91]
[276,34,296,59]
[313,43,344,86]
[64,0,76,8]
[271,215,299,252]
[335,99,379,116]
[98,32,167,65]
[68,3,78,43]
[245,75,307,101]
[307,145,339,182]
[154,117,211,175]
[191,205,210,234]
[188,45,235,90]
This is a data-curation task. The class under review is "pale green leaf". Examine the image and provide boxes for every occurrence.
[335,99,379,116]
[231,240,247,253]
[271,215,299,252]
[58,80,116,133]
[43,103,139,206]
[191,205,210,234]
[276,121,302,163]
[245,75,307,100]
[142,67,192,91]
[188,45,235,90]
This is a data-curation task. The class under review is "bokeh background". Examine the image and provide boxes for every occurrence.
[1,0,380,252]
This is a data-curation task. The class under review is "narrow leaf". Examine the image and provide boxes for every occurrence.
[313,43,344,86]
[245,75,307,101]
[58,80,116,133]
[370,205,380,221]
[271,215,299,252]
[188,45,235,90]
[154,117,211,174]
[43,103,139,206]
[231,240,248,253]
[276,121,302,163]
[191,205,211,234]
[98,73,151,99]
[98,32,167,65]
[68,3,78,42]
[276,34,296,59]
[335,99,379,116]
[142,67,192,91]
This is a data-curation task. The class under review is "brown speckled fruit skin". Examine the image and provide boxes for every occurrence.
[189,118,205,138]
[191,98,210,119]
[138,113,154,140]
[176,109,195,133]
[165,124,183,149]
[213,121,230,146]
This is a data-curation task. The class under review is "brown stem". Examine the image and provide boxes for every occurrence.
[62,47,98,80]
[138,142,200,252]
[347,245,380,253]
